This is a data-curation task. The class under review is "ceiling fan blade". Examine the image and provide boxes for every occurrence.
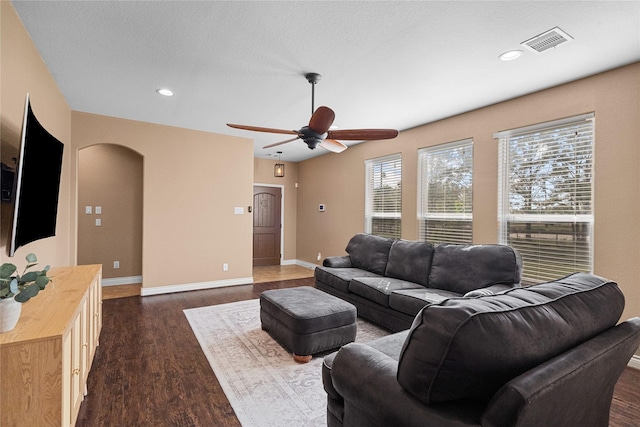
[262,136,300,149]
[308,106,335,134]
[319,139,348,153]
[227,123,298,135]
[327,128,399,141]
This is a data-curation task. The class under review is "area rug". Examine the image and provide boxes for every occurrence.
[184,298,389,427]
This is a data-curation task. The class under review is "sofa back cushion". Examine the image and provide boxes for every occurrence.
[345,233,395,275]
[385,240,434,286]
[429,244,522,294]
[396,273,625,404]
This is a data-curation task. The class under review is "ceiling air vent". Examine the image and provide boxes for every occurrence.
[521,27,573,53]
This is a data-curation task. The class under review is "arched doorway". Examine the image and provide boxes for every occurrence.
[77,144,143,282]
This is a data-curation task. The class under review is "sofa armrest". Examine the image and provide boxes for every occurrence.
[323,256,352,268]
[482,318,640,427]
[463,283,519,298]
[331,343,482,427]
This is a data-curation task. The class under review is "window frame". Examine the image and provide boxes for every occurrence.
[417,139,473,244]
[364,153,402,239]
[496,113,595,283]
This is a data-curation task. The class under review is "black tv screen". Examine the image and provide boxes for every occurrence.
[10,94,64,256]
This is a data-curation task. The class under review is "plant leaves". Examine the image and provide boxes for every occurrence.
[14,283,39,303]
[25,253,37,263]
[21,271,39,283]
[0,263,17,279]
[35,275,50,290]
[10,278,19,295]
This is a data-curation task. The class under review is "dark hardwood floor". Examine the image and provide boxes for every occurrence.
[77,278,640,427]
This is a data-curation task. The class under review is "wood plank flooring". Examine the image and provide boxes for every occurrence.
[79,268,640,427]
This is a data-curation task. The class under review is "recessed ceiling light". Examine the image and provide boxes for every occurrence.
[499,50,523,61]
[156,88,174,96]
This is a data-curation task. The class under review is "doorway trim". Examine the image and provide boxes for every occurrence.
[253,182,285,265]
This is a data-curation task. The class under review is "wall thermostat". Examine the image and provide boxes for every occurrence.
[319,204,325,212]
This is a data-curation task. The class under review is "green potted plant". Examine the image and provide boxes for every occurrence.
[0,253,51,332]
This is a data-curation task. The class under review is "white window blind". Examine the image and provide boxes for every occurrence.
[365,154,402,239]
[497,114,594,283]
[417,139,473,244]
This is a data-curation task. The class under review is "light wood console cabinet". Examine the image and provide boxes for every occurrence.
[0,265,102,427]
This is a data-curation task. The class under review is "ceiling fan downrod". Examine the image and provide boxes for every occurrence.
[305,72,321,115]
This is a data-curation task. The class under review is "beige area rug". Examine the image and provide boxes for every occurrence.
[184,298,389,427]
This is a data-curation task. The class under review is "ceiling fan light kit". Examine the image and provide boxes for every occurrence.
[227,73,398,154]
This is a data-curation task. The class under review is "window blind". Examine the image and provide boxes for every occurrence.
[365,154,402,239]
[417,139,473,244]
[497,114,594,283]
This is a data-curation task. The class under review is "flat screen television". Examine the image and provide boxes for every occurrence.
[9,93,64,256]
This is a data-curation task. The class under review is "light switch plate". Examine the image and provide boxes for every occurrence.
[85,206,92,214]
[234,207,244,215]
[95,206,102,214]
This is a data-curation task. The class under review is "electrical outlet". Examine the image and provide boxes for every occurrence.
[113,261,120,269]
[317,253,321,261]
[223,263,229,271]
[85,206,92,214]
[95,218,101,226]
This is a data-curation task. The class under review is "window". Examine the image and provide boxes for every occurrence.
[365,154,401,238]
[417,139,473,244]
[496,114,594,283]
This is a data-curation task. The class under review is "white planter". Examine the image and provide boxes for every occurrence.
[0,297,22,333]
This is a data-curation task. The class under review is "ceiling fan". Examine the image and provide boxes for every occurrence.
[227,73,399,153]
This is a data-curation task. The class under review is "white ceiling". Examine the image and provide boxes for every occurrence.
[12,1,640,162]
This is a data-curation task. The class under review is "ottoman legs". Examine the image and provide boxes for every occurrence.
[293,354,313,363]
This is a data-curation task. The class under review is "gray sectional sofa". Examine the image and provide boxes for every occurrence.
[322,272,640,427]
[314,233,523,331]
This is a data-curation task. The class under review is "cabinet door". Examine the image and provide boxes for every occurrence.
[70,312,83,426]
[90,276,102,351]
[62,331,72,427]
[80,297,90,390]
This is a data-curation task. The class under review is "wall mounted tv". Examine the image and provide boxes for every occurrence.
[9,93,64,257]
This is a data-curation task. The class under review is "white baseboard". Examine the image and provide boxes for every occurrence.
[280,258,318,269]
[102,275,143,287]
[628,354,640,370]
[294,259,319,270]
[140,277,253,296]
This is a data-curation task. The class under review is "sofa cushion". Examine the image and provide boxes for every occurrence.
[349,277,424,307]
[389,288,460,316]
[384,240,434,286]
[345,233,395,275]
[429,244,522,294]
[396,273,625,405]
[314,266,382,293]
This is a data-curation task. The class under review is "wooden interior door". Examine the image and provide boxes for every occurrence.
[253,186,282,266]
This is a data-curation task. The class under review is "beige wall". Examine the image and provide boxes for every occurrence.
[77,144,143,279]
[297,63,640,325]
[0,3,73,269]
[71,112,254,291]
[253,158,298,262]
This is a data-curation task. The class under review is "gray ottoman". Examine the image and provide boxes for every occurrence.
[260,286,357,363]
